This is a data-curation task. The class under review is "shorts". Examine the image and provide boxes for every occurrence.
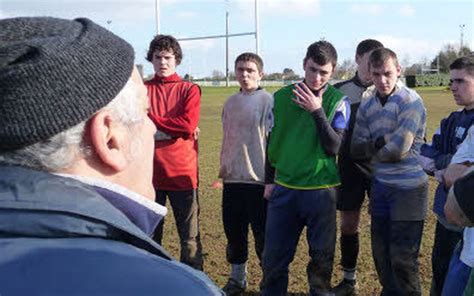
[337,158,371,211]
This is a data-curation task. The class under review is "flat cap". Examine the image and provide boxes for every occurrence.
[0,17,134,151]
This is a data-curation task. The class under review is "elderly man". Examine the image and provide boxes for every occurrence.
[0,17,222,295]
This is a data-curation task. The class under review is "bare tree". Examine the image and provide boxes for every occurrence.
[211,69,225,80]
[282,68,299,80]
[333,59,356,80]
[431,44,471,73]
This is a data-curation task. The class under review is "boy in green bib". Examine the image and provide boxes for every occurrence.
[262,40,350,296]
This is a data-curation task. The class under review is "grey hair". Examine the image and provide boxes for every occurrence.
[0,77,143,172]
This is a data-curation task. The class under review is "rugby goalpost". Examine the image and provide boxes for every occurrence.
[154,0,260,86]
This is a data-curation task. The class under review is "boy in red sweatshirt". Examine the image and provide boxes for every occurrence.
[145,35,203,270]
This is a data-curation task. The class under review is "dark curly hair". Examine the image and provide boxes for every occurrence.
[146,35,182,65]
[303,40,338,68]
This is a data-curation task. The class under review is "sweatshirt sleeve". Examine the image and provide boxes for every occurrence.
[420,116,455,171]
[310,98,350,156]
[148,84,201,138]
[376,98,425,162]
[311,109,344,156]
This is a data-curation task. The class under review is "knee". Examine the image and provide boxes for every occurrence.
[340,211,360,234]
[390,246,419,274]
[263,247,291,271]
[262,257,289,283]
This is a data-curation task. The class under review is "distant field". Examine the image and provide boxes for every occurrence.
[161,86,458,295]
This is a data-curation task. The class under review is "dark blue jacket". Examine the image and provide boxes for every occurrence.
[421,108,474,222]
[0,166,223,295]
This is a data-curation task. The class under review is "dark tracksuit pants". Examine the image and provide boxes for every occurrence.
[262,185,337,296]
[153,189,203,270]
[222,183,267,265]
[370,180,428,296]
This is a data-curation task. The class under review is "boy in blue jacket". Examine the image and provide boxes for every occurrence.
[419,55,474,295]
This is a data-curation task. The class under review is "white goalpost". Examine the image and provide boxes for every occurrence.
[154,0,260,86]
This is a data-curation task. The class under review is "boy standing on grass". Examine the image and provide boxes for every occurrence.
[218,52,273,295]
[351,47,428,296]
[145,35,203,270]
[333,38,384,296]
[263,40,350,296]
[418,55,474,296]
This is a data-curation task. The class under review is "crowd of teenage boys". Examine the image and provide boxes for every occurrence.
[146,33,473,296]
[0,16,473,296]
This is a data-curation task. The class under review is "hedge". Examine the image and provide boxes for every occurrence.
[405,74,450,87]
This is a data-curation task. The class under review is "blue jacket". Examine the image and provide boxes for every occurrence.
[420,108,474,223]
[0,165,223,295]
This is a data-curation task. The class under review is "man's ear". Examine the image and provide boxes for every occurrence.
[88,111,128,172]
[355,54,361,65]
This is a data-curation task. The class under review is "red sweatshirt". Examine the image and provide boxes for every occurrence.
[145,73,201,190]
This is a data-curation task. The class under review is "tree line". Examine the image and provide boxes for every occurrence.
[185,43,472,82]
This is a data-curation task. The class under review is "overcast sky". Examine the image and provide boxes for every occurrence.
[2,0,473,78]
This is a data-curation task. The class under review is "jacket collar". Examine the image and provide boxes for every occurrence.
[239,86,263,94]
[57,174,167,236]
[350,72,372,88]
[375,80,404,102]
[0,165,171,259]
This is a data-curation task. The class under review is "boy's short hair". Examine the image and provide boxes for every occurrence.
[304,40,338,68]
[146,35,183,65]
[235,52,264,73]
[450,55,474,76]
[356,39,384,56]
[369,47,399,68]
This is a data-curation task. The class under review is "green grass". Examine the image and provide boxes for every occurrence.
[161,86,459,295]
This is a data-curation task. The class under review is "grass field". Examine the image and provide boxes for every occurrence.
[161,85,458,295]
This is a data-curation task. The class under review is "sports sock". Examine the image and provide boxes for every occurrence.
[343,270,356,281]
[230,263,247,286]
[341,233,359,280]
